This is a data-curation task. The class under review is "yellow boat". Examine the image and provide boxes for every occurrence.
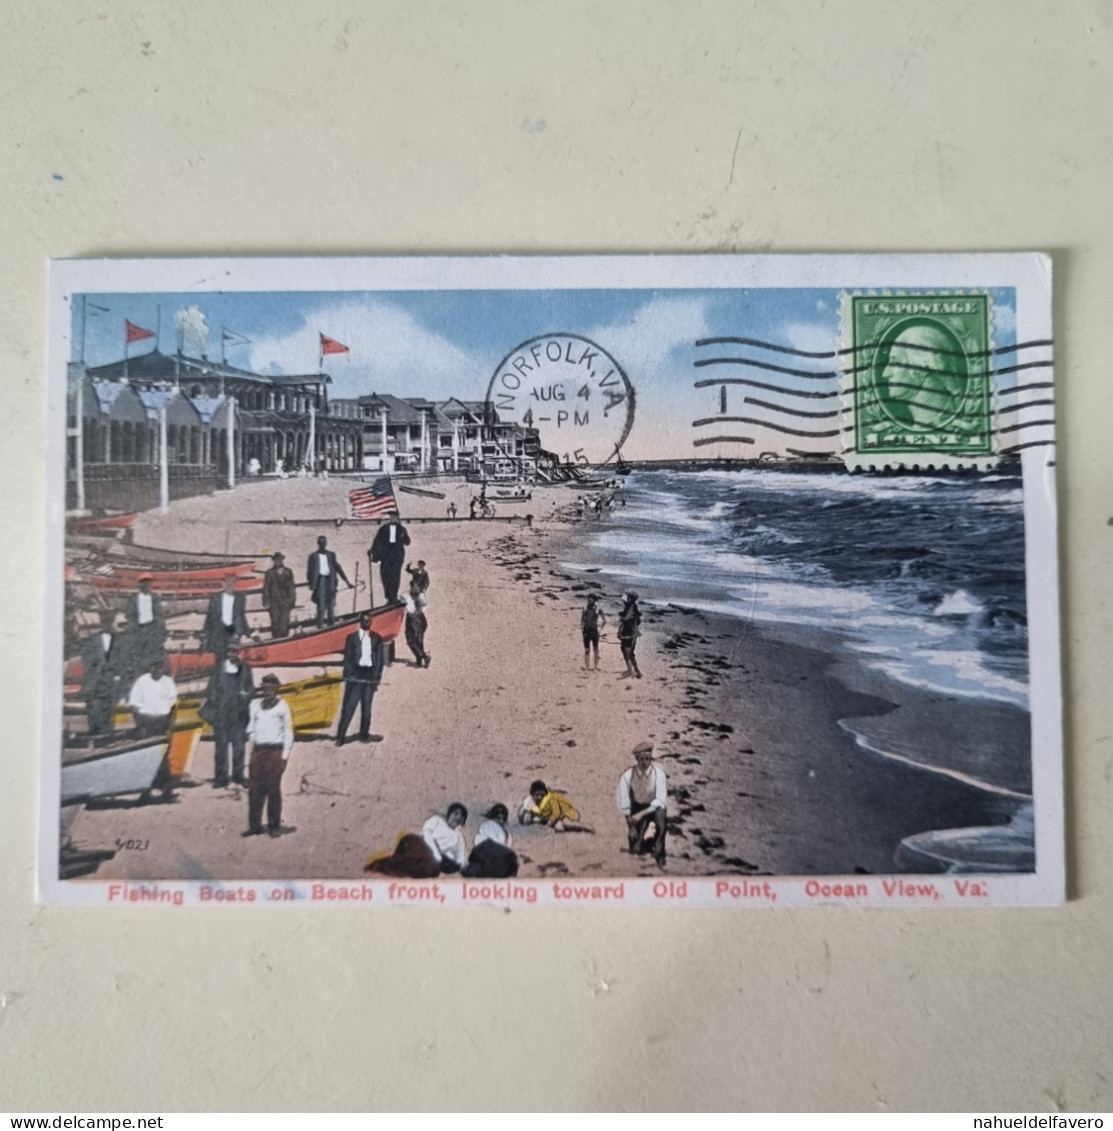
[167,675,345,776]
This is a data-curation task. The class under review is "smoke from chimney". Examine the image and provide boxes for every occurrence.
[175,305,210,357]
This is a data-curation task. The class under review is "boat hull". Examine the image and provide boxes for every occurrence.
[61,739,166,804]
[88,571,261,596]
[240,603,405,665]
[64,604,404,686]
[102,561,257,584]
[67,512,139,533]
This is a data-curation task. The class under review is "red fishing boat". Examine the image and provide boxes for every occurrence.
[238,602,406,666]
[88,571,261,596]
[67,511,139,533]
[64,603,405,687]
[64,648,218,686]
[103,561,258,584]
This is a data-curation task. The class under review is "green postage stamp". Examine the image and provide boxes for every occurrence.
[842,292,994,468]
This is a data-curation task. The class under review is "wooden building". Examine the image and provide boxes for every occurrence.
[68,350,364,511]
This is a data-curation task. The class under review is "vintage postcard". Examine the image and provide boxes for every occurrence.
[40,254,1061,907]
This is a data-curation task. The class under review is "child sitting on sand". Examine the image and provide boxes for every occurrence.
[462,803,519,878]
[517,780,593,833]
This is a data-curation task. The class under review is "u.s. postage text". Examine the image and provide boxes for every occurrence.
[40,253,1061,908]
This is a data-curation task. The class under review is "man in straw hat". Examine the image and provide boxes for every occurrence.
[617,740,668,867]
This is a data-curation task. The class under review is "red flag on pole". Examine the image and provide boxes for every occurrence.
[126,319,156,343]
[320,333,349,355]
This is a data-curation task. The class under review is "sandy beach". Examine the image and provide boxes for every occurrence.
[61,471,1028,884]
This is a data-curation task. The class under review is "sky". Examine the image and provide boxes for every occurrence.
[71,286,1018,462]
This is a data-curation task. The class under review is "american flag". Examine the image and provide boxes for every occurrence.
[349,478,399,520]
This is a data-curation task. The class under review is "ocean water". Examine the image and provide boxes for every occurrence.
[562,466,1035,867]
[565,466,1029,711]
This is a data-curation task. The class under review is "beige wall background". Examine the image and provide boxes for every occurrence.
[2,0,1111,1113]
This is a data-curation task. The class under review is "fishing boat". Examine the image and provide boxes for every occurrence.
[88,570,261,596]
[64,648,221,686]
[63,603,405,687]
[61,736,167,805]
[397,483,447,500]
[99,561,258,585]
[239,602,406,666]
[155,675,346,775]
[491,484,532,500]
[174,674,344,735]
[67,534,258,566]
[67,511,139,533]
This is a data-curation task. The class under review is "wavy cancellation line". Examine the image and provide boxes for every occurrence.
[694,374,1056,400]
[693,335,1054,361]
[692,394,1057,422]
[692,413,1055,437]
[693,354,1054,384]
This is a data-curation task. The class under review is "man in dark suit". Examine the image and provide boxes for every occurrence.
[369,518,411,603]
[200,640,256,787]
[126,575,168,670]
[201,574,251,656]
[80,610,126,736]
[261,551,297,638]
[335,612,384,746]
[307,535,352,628]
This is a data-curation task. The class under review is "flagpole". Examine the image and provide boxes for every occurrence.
[158,405,169,513]
[123,319,128,382]
[227,394,237,490]
[309,402,316,473]
[74,297,87,511]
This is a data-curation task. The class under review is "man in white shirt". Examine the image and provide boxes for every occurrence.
[127,576,167,670]
[617,740,669,867]
[127,658,179,738]
[306,535,352,628]
[201,574,250,655]
[243,674,295,838]
[335,612,385,745]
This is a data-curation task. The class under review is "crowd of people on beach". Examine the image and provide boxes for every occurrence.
[71,497,670,871]
[364,740,669,878]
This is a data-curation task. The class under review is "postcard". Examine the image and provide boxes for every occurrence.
[40,253,1061,907]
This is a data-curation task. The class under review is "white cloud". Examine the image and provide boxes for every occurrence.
[247,299,485,401]
[781,320,838,357]
[576,296,713,461]
[586,296,712,382]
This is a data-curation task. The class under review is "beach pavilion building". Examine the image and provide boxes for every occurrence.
[67,350,364,512]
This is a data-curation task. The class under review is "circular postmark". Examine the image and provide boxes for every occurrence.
[485,333,635,467]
